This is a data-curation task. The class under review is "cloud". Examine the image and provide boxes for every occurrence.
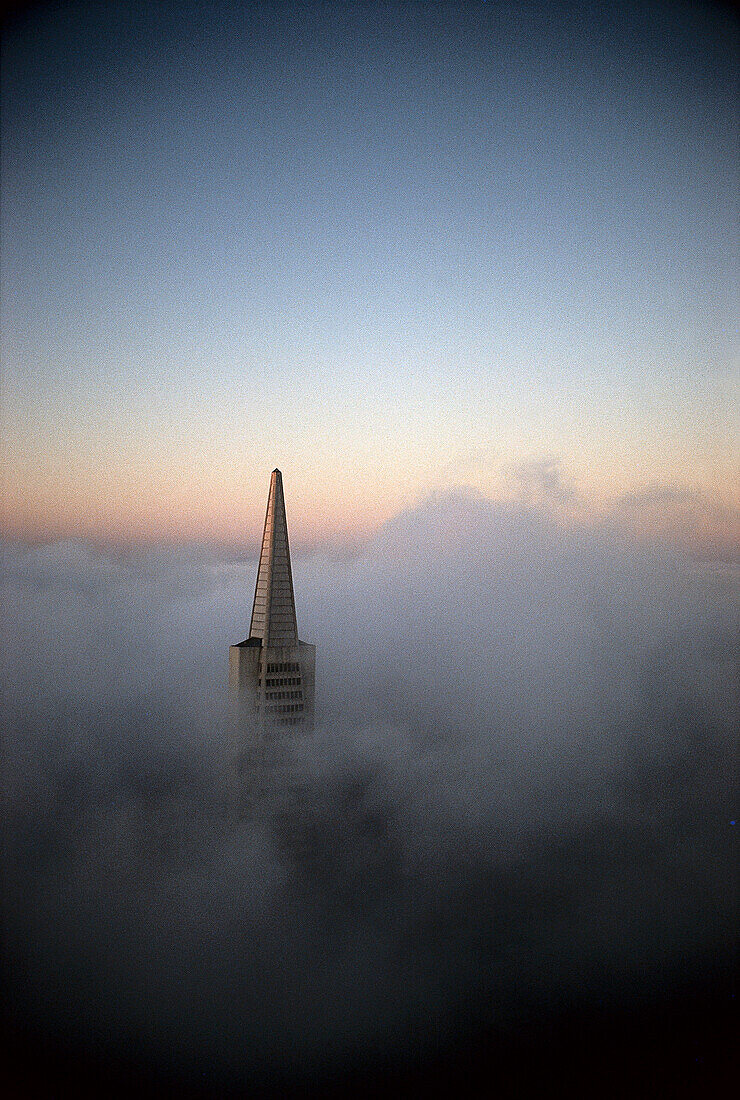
[508,456,576,505]
[604,481,740,560]
[1,492,736,1094]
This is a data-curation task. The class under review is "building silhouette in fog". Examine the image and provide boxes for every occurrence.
[229,469,315,748]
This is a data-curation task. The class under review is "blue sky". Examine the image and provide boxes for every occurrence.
[1,0,737,550]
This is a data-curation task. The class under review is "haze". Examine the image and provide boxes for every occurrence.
[2,493,737,1092]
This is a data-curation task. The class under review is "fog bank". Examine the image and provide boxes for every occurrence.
[2,492,736,1094]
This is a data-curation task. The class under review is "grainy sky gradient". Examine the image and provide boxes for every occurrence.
[1,0,737,553]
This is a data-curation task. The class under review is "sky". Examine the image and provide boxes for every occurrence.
[1,0,738,553]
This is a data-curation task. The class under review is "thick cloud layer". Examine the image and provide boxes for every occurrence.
[1,492,736,1095]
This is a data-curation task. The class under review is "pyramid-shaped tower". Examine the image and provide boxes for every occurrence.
[229,470,315,742]
[249,469,298,647]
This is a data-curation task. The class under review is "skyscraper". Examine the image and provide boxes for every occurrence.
[229,469,315,744]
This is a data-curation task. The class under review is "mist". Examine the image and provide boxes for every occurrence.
[1,491,736,1095]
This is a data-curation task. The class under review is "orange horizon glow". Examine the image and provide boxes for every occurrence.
[2,463,738,561]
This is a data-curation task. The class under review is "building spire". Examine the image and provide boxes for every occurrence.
[249,468,298,647]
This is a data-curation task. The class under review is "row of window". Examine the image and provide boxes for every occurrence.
[265,702,304,714]
[266,689,302,701]
[267,661,300,673]
[263,676,300,688]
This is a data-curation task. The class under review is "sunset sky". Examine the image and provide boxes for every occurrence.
[2,0,737,554]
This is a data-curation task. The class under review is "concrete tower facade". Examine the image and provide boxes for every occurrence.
[229,470,315,742]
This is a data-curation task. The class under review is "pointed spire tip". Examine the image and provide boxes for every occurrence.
[249,467,297,646]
